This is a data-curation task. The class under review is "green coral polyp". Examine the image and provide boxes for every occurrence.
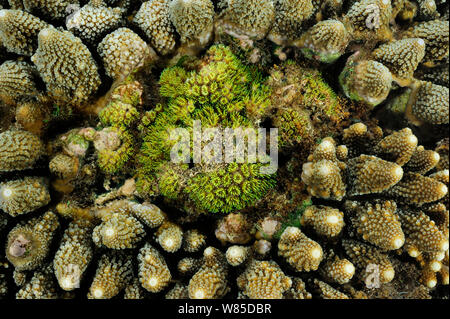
[97,127,135,174]
[136,45,275,213]
[186,163,275,213]
[99,101,139,128]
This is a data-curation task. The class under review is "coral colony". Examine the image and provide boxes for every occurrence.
[0,0,448,300]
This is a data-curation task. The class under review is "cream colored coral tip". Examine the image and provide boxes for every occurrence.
[40,29,51,38]
[311,247,322,259]
[104,227,115,238]
[148,277,158,287]
[382,0,389,5]
[286,226,300,236]
[227,246,242,257]
[441,240,449,251]
[427,279,437,288]
[382,269,395,282]
[92,288,104,298]
[326,214,339,224]
[61,277,74,290]
[344,263,355,275]
[0,10,6,18]
[432,152,440,161]
[408,249,419,258]
[318,162,331,176]
[392,237,404,249]
[353,122,367,132]
[320,139,334,150]
[164,238,175,248]
[430,261,442,272]
[439,184,448,196]
[443,170,449,176]
[193,289,205,299]
[204,247,214,256]
[392,166,403,179]
[407,134,418,145]
[1,187,13,198]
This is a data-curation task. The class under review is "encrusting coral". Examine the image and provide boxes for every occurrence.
[302,122,449,289]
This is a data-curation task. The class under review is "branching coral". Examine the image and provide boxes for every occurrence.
[402,20,449,64]
[133,1,175,56]
[339,58,392,107]
[343,0,393,41]
[409,81,449,125]
[346,200,405,250]
[302,122,448,288]
[0,177,50,216]
[0,60,40,102]
[343,239,395,283]
[22,0,80,20]
[169,0,215,47]
[267,0,315,45]
[88,251,133,299]
[31,27,101,105]
[0,129,44,172]
[156,221,183,253]
[66,1,123,44]
[300,205,345,238]
[16,264,59,299]
[237,259,291,299]
[0,9,49,56]
[295,19,349,63]
[6,211,59,271]
[53,219,94,291]
[371,38,425,86]
[278,226,324,272]
[219,0,275,39]
[97,28,151,80]
[320,252,355,284]
[138,243,171,293]
[188,247,229,299]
